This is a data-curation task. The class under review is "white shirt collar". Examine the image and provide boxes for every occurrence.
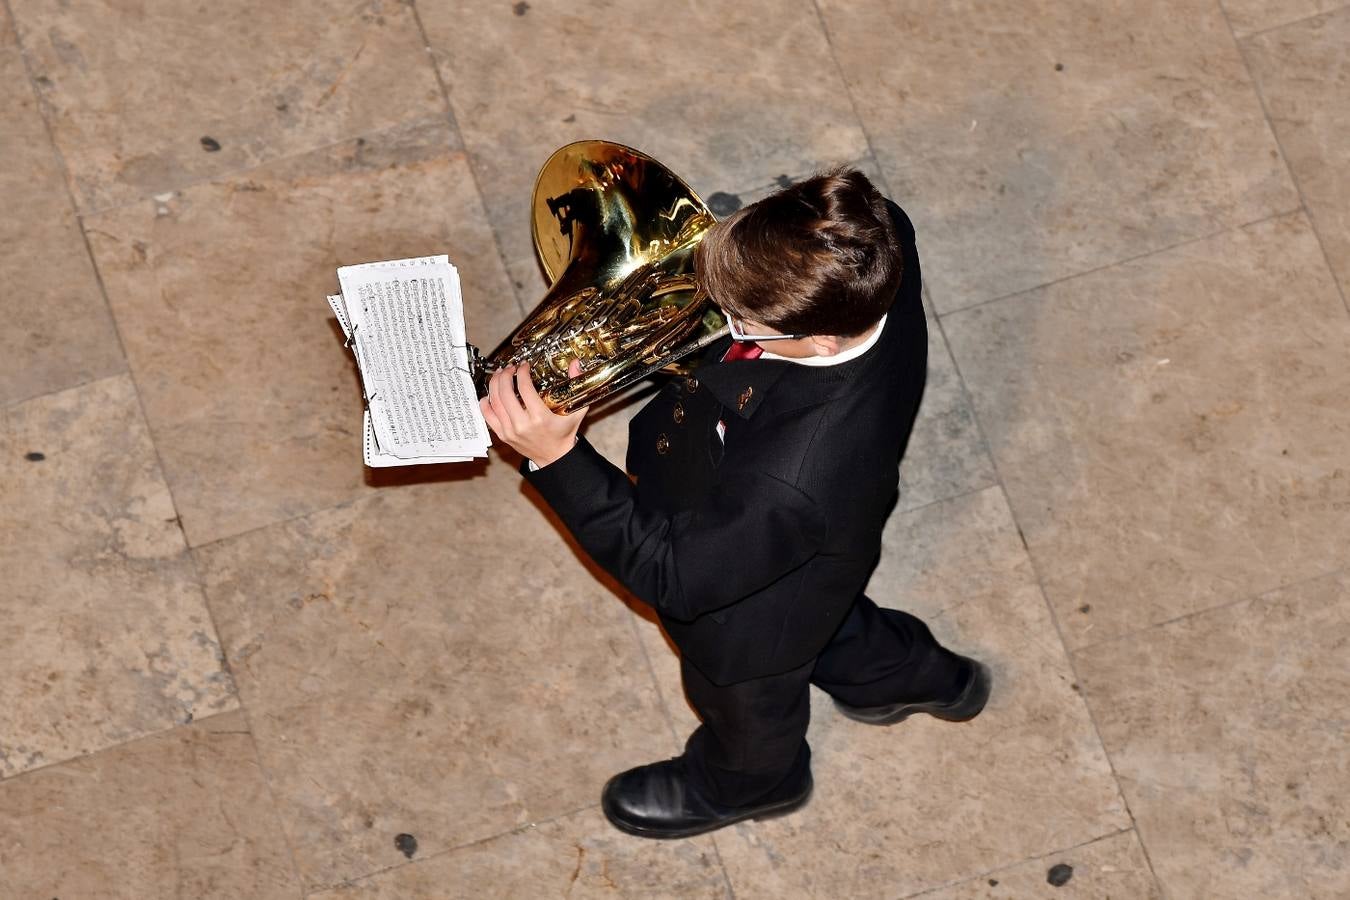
[759,314,887,367]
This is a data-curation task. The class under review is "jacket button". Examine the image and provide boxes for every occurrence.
[672,403,685,424]
[685,377,699,393]
[656,433,671,455]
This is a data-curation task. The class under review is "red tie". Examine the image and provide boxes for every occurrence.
[723,341,763,362]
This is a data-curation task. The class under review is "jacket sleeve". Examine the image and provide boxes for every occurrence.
[523,436,828,623]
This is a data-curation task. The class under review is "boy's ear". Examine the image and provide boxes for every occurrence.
[809,334,844,357]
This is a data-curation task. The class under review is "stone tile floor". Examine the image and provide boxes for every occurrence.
[1,1,1346,897]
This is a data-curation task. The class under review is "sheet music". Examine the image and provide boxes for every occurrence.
[330,256,490,466]
[362,410,474,467]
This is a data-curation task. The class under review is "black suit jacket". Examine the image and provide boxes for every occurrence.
[525,201,927,685]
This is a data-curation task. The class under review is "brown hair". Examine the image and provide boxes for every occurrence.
[695,168,903,338]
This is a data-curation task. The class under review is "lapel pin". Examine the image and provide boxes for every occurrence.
[738,386,753,411]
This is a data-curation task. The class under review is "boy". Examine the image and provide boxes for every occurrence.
[480,169,989,839]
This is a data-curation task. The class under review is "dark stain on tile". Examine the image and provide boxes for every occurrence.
[394,832,418,858]
[1047,862,1074,886]
[200,136,222,152]
[1055,62,1064,71]
[1078,603,1091,614]
[25,451,46,461]
[707,191,742,217]
[562,114,576,123]
[512,1,530,15]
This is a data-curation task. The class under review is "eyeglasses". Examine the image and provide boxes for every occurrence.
[727,315,806,343]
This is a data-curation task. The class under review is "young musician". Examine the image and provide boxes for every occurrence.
[480,169,990,838]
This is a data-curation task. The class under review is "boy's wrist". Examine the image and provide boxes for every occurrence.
[529,435,580,470]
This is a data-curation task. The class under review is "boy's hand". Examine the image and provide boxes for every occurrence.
[480,360,588,468]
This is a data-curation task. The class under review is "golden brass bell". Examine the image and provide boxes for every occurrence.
[472,141,727,413]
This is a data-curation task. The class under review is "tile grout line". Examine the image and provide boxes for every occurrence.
[934,205,1305,321]
[1,370,126,414]
[895,479,1002,520]
[184,494,367,553]
[929,302,1170,897]
[1070,562,1349,657]
[1224,3,1350,318]
[407,0,529,322]
[1234,2,1350,42]
[0,705,241,786]
[3,7,309,891]
[892,826,1139,899]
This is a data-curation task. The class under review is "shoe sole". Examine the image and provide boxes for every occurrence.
[834,659,991,726]
[601,776,813,840]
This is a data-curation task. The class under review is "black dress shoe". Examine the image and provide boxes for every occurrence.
[834,656,991,726]
[601,758,812,839]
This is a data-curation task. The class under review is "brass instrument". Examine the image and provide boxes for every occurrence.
[470,141,727,413]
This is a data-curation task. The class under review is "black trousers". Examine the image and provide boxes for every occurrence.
[680,594,964,807]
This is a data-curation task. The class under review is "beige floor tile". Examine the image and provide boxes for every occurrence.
[0,375,236,777]
[312,807,726,899]
[1244,8,1350,296]
[0,711,300,899]
[944,211,1350,648]
[1076,571,1350,899]
[195,460,675,889]
[420,0,869,292]
[84,121,517,547]
[8,0,443,211]
[919,830,1158,899]
[818,0,1297,313]
[714,487,1128,899]
[1223,0,1347,36]
[0,40,123,406]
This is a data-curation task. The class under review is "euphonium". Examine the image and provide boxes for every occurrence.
[470,141,727,413]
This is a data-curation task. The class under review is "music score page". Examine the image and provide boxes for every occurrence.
[330,256,490,466]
